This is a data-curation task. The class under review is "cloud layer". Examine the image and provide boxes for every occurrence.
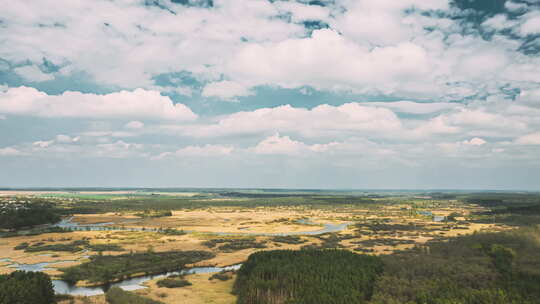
[1,0,540,188]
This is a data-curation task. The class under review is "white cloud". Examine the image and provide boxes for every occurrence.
[125,121,144,130]
[55,134,79,143]
[520,11,540,36]
[482,15,518,31]
[174,102,402,138]
[201,80,254,101]
[505,1,528,12]
[516,88,540,109]
[516,132,540,145]
[13,65,54,82]
[1,0,538,103]
[33,140,54,148]
[331,0,449,46]
[226,29,436,97]
[154,144,233,159]
[275,2,330,23]
[359,101,461,114]
[0,147,22,156]
[0,86,197,120]
[462,137,487,146]
[0,0,305,88]
[252,133,338,155]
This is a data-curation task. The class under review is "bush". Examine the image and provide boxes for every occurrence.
[156,277,192,288]
[209,270,235,281]
[160,228,186,236]
[14,242,29,250]
[87,243,124,252]
[271,236,306,244]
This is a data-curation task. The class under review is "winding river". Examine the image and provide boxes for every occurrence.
[2,256,241,296]
[3,217,348,296]
[53,217,349,236]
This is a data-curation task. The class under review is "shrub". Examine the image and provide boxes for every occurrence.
[156,278,192,288]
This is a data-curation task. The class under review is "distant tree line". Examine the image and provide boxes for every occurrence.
[0,202,60,230]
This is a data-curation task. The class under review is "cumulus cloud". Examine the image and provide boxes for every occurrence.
[0,0,305,88]
[516,132,540,145]
[517,88,540,107]
[125,121,144,130]
[13,65,54,82]
[0,147,23,156]
[359,101,461,114]
[226,29,435,96]
[519,11,540,36]
[482,15,518,31]
[252,133,338,155]
[32,136,146,158]
[201,80,254,101]
[505,1,528,13]
[172,102,402,138]
[0,87,197,120]
[154,144,234,159]
[462,137,487,146]
[330,0,449,46]
[275,1,331,23]
[1,0,539,102]
[1,0,540,188]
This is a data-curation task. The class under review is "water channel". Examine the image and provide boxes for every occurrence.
[4,217,349,296]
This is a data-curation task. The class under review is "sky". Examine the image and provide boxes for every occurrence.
[1,0,540,189]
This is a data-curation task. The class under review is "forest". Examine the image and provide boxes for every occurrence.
[233,249,384,304]
[232,225,540,304]
[0,201,60,230]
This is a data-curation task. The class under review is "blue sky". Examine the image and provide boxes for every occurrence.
[1,0,540,189]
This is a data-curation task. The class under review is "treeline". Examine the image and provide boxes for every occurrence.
[60,250,215,285]
[233,249,383,304]
[0,202,60,230]
[466,193,540,226]
[371,227,540,304]
[55,194,381,214]
[0,271,55,304]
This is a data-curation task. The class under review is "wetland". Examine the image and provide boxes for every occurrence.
[1,189,539,303]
